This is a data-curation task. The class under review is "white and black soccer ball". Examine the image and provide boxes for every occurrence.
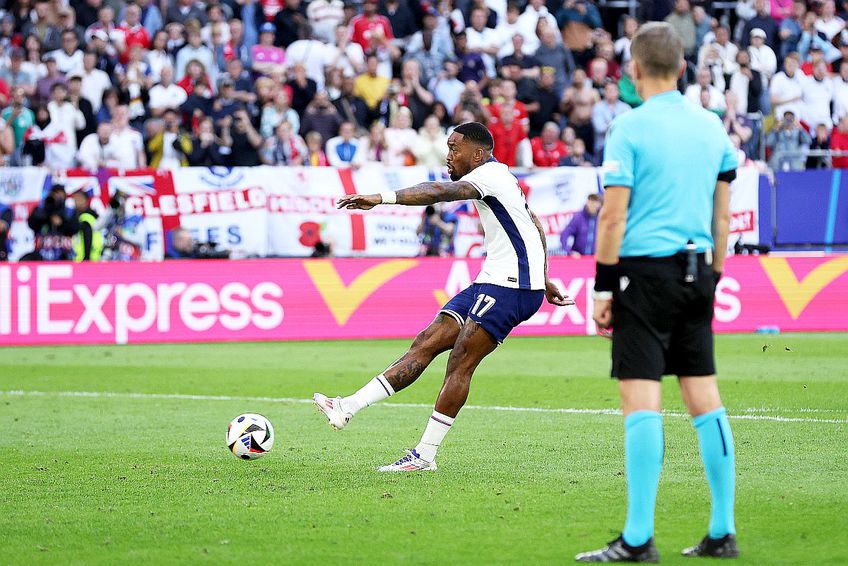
[226,413,275,460]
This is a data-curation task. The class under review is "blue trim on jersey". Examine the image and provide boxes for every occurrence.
[482,195,530,289]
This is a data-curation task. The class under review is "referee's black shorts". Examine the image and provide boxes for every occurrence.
[611,254,717,380]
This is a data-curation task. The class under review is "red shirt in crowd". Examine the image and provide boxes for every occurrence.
[118,24,150,64]
[261,0,284,21]
[487,101,529,130]
[490,121,527,166]
[830,127,848,168]
[530,137,568,167]
[349,14,394,52]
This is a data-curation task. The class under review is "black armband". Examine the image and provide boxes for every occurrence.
[717,169,737,183]
[594,262,619,292]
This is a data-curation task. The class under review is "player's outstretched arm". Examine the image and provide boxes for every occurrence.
[528,207,574,307]
[336,181,480,210]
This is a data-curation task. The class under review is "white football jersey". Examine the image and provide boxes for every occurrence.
[460,160,546,290]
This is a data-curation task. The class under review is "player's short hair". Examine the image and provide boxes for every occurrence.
[630,22,683,79]
[453,121,494,152]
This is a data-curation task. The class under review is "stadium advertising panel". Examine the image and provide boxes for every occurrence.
[1,256,846,346]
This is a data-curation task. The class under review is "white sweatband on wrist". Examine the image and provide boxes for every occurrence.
[592,291,613,301]
[380,191,397,204]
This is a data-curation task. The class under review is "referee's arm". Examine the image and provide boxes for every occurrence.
[712,179,732,276]
[592,186,630,329]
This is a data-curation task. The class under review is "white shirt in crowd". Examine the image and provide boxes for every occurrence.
[801,76,834,128]
[770,70,806,119]
[517,4,556,45]
[831,75,848,122]
[459,160,546,291]
[307,0,345,44]
[383,126,418,166]
[47,49,84,75]
[729,70,752,114]
[431,75,465,115]
[159,131,183,170]
[285,39,334,89]
[748,44,777,80]
[697,41,739,77]
[47,100,85,148]
[816,15,845,40]
[684,84,727,112]
[148,83,188,113]
[465,26,500,77]
[80,68,112,112]
[77,132,121,170]
[110,127,145,169]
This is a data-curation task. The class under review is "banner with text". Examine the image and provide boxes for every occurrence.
[1,255,845,346]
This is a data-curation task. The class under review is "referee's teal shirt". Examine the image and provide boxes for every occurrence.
[601,90,739,257]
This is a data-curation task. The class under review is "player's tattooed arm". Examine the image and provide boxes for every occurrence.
[336,182,480,210]
[529,207,574,307]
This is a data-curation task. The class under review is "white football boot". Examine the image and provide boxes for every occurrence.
[313,393,353,430]
[377,449,437,472]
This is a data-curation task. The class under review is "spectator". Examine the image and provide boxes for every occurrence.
[77,121,119,170]
[147,109,192,168]
[116,45,153,126]
[177,60,213,96]
[260,87,299,139]
[767,110,811,170]
[166,0,207,26]
[800,44,835,76]
[349,0,394,53]
[384,106,418,165]
[465,7,500,77]
[559,193,601,256]
[523,66,561,138]
[210,78,243,126]
[187,116,226,166]
[406,28,450,87]
[723,91,755,151]
[96,88,120,124]
[0,47,36,99]
[175,28,216,85]
[66,73,96,142]
[487,78,528,131]
[262,119,307,165]
[692,5,712,48]
[354,54,391,119]
[24,0,62,53]
[592,81,630,158]
[222,58,257,107]
[559,137,592,166]
[286,32,333,89]
[729,50,764,114]
[742,0,779,49]
[562,68,599,152]
[618,60,642,108]
[23,184,79,261]
[417,204,458,256]
[614,16,638,64]
[665,0,696,59]
[2,87,35,155]
[99,190,147,261]
[22,36,48,83]
[748,28,778,80]
[224,19,252,69]
[165,228,199,259]
[807,123,831,168]
[829,114,848,167]
[489,101,526,165]
[109,105,146,169]
[84,5,118,48]
[333,74,370,132]
[779,0,806,59]
[117,4,151,65]
[274,0,310,48]
[496,5,533,58]
[47,82,85,153]
[35,55,67,104]
[770,53,805,119]
[833,62,848,121]
[588,57,610,93]
[326,121,367,167]
[148,66,188,117]
[300,90,342,144]
[70,189,103,262]
[816,0,845,40]
[394,59,434,129]
[530,121,568,167]
[364,120,389,162]
[380,0,418,41]
[534,26,575,96]
[430,59,465,119]
[685,67,726,112]
[286,62,318,116]
[698,26,739,88]
[307,0,345,44]
[0,117,12,165]
[801,60,834,130]
[79,51,112,113]
[222,108,263,166]
[48,30,85,75]
[454,31,488,88]
[300,131,327,166]
[413,114,449,169]
[518,0,557,44]
[137,0,164,40]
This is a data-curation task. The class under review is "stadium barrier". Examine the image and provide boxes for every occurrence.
[1,255,846,346]
[0,165,761,260]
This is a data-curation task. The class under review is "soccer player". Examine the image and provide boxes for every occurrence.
[313,121,572,472]
[574,23,739,562]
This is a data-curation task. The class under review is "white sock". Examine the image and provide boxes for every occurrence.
[414,410,455,462]
[341,373,394,415]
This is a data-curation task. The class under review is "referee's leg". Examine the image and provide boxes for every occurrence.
[679,375,737,548]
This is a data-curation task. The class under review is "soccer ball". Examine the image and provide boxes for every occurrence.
[226,413,275,460]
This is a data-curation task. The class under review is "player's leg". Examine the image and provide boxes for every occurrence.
[314,287,476,430]
[679,376,738,558]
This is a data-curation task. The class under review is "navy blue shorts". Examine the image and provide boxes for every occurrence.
[440,283,545,344]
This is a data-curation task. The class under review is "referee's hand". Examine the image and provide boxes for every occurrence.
[593,298,613,330]
[545,280,574,307]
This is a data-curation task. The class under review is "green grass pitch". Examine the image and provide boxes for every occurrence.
[1,334,846,565]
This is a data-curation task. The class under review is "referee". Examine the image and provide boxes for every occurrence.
[576,23,739,563]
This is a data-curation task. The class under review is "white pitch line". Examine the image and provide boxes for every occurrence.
[1,390,846,424]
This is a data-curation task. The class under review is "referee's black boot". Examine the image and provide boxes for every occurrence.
[575,535,659,562]
[682,534,739,558]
